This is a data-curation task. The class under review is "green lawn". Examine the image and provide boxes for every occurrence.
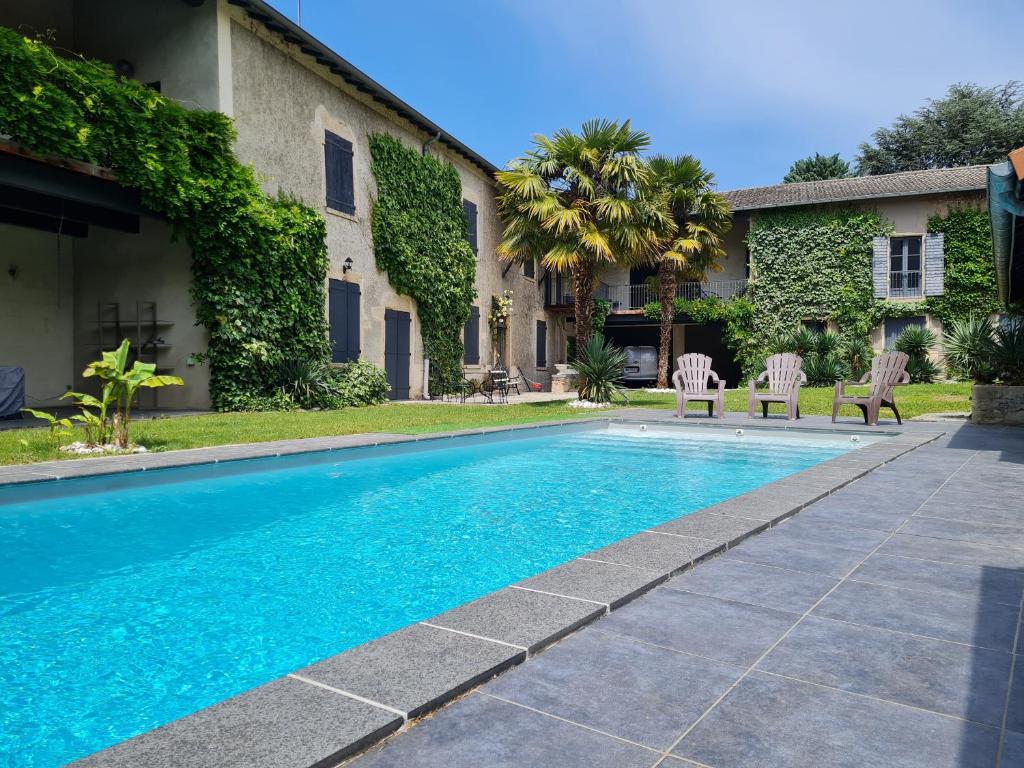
[0,382,971,467]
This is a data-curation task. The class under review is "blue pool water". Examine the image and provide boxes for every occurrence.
[0,423,859,766]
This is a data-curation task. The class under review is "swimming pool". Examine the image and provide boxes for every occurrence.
[0,422,864,766]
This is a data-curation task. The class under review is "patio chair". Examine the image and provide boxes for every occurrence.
[748,353,805,421]
[832,351,911,426]
[672,353,725,419]
[480,369,510,404]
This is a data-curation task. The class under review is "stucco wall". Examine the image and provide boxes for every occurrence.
[227,15,550,396]
[0,224,75,407]
[73,217,211,410]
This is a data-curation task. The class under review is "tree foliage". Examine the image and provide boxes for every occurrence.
[0,28,330,411]
[783,153,852,183]
[645,155,731,387]
[495,119,667,352]
[857,82,1024,174]
[367,134,477,388]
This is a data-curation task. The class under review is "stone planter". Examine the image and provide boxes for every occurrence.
[971,384,1024,425]
[550,373,578,394]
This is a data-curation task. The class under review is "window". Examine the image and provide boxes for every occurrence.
[536,320,547,367]
[524,258,535,279]
[463,199,478,255]
[328,279,360,362]
[463,305,480,365]
[803,320,826,334]
[325,131,355,215]
[889,236,922,298]
[884,315,925,349]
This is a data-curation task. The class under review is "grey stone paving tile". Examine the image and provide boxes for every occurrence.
[1005,659,1024,734]
[584,532,721,574]
[799,496,917,532]
[664,556,839,613]
[727,532,870,578]
[597,587,797,666]
[1003,731,1024,766]
[515,558,664,609]
[902,515,1024,550]
[850,553,1024,606]
[757,616,1012,725]
[813,579,1020,650]
[652,508,768,545]
[674,672,1000,768]
[701,494,803,523]
[878,533,1024,570]
[485,629,741,750]
[768,516,890,551]
[917,498,1024,528]
[294,624,523,718]
[351,693,657,768]
[425,587,604,654]
[71,677,401,768]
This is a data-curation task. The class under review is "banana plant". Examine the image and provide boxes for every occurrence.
[61,389,115,445]
[82,339,184,448]
[21,408,74,446]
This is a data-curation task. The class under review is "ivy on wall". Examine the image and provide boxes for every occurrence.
[0,28,330,410]
[923,208,999,325]
[368,133,477,385]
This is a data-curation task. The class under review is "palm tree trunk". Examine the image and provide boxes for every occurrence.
[573,262,595,352]
[656,261,676,388]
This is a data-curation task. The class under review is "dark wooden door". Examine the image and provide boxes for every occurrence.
[385,309,411,400]
[685,321,741,386]
[329,280,360,363]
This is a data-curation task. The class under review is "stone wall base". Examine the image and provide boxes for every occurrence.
[971,385,1024,425]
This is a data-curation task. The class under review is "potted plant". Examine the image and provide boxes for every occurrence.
[945,315,1024,424]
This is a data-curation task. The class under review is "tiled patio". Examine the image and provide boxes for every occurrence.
[349,417,1024,768]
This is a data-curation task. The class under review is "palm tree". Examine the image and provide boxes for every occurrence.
[495,119,667,351]
[645,155,732,388]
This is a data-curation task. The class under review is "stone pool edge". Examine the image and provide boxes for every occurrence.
[57,419,943,768]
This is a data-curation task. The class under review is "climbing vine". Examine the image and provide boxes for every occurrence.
[368,134,476,386]
[0,28,330,410]
[923,208,999,325]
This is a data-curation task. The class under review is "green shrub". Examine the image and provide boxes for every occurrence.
[815,330,843,356]
[944,315,996,383]
[844,337,874,379]
[993,318,1024,386]
[331,360,390,407]
[276,358,338,409]
[574,335,626,403]
[788,327,818,357]
[803,352,850,387]
[893,326,940,383]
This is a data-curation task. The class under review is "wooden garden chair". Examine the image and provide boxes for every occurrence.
[748,353,805,421]
[672,353,725,419]
[832,351,911,426]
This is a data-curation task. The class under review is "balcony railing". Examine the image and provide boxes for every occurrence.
[889,270,922,298]
[544,273,610,307]
[606,279,749,310]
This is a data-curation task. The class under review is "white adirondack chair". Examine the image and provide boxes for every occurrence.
[748,353,805,421]
[672,353,725,419]
[832,351,911,426]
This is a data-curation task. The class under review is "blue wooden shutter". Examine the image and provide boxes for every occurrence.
[325,131,355,215]
[871,236,889,298]
[536,320,547,367]
[463,306,480,364]
[463,199,478,254]
[329,279,360,362]
[884,315,925,348]
[923,232,944,296]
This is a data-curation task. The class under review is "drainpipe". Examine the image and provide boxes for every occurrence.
[422,358,431,400]
[422,131,441,156]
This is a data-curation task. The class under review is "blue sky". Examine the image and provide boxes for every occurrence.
[266,0,1023,190]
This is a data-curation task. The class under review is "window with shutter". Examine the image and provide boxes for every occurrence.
[325,131,355,215]
[871,236,889,298]
[889,236,923,298]
[329,279,360,362]
[884,315,925,348]
[463,305,480,365]
[536,320,547,367]
[462,199,478,255]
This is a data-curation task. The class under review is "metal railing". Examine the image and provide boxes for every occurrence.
[545,274,610,307]
[889,270,922,299]
[606,279,749,310]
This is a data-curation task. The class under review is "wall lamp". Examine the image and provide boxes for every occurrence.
[342,257,354,274]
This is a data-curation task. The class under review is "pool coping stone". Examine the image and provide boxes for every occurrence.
[55,416,942,768]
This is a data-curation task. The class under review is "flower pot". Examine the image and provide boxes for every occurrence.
[971,384,1024,425]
